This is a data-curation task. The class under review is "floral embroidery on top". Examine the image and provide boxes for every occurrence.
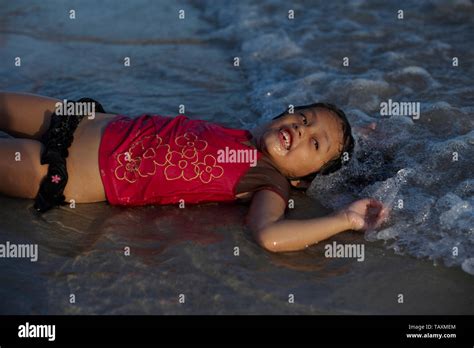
[114,134,169,183]
[113,131,223,185]
[115,152,142,183]
[196,155,224,183]
[164,150,199,181]
[175,132,207,158]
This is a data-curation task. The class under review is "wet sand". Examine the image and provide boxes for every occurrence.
[0,185,473,315]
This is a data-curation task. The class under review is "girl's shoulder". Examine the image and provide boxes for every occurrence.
[235,155,290,203]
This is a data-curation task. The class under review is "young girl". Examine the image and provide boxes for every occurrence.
[0,92,388,252]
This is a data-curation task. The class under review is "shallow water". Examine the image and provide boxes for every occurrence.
[198,0,474,274]
[0,0,473,314]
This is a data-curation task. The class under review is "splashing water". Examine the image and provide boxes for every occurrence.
[200,0,474,274]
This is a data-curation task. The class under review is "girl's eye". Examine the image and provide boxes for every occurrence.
[313,138,319,150]
[300,113,308,125]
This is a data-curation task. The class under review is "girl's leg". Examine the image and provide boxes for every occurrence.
[0,92,116,203]
[0,92,60,139]
[0,135,108,203]
[0,138,47,199]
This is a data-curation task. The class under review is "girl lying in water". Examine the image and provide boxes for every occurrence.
[0,92,388,252]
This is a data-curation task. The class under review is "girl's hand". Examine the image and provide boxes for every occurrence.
[342,198,389,231]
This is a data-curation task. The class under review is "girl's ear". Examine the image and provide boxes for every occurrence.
[289,179,312,190]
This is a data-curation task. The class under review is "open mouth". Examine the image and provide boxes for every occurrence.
[278,128,292,150]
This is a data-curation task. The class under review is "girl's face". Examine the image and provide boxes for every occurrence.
[258,107,344,178]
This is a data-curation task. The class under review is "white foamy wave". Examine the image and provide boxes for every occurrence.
[203,0,474,274]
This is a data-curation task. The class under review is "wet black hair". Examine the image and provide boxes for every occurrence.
[272,102,355,185]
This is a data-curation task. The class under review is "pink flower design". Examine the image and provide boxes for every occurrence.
[164,150,199,181]
[196,155,224,184]
[51,175,61,184]
[175,132,207,158]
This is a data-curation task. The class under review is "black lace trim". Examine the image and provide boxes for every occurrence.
[33,98,106,213]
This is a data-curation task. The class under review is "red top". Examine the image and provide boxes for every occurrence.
[99,114,263,206]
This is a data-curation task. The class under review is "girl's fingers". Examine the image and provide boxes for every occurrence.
[374,208,390,228]
[368,198,383,209]
[367,203,382,217]
[365,203,390,230]
[378,206,390,222]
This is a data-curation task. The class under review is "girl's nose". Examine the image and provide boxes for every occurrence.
[292,123,302,138]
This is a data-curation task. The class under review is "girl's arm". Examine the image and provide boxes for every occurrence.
[246,190,388,253]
